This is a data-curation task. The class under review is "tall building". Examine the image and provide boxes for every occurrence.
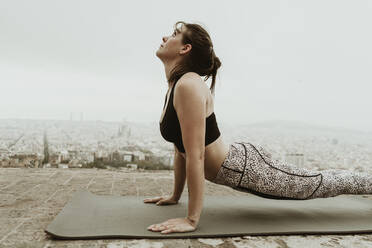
[42,130,49,164]
[118,123,131,138]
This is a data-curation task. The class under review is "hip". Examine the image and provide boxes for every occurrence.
[211,141,322,200]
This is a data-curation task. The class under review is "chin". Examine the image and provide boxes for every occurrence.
[155,50,163,60]
[155,48,161,56]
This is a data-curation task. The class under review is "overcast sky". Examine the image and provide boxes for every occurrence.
[1,0,371,131]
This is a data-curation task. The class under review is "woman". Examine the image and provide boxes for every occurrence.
[144,21,372,235]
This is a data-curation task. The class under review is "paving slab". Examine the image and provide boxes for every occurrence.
[0,168,372,248]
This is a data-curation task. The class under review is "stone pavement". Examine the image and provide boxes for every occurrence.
[1,168,372,248]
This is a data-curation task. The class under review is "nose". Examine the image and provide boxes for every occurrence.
[162,36,167,43]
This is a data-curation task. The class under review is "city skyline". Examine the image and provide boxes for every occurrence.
[1,0,372,132]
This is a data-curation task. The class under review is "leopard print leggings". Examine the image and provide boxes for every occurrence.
[212,142,372,200]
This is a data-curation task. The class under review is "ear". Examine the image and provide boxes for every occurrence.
[180,44,192,55]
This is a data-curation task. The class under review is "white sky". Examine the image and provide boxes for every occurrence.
[1,0,371,131]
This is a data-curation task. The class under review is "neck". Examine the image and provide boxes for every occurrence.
[163,59,181,88]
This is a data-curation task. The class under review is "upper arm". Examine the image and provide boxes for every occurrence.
[174,74,206,160]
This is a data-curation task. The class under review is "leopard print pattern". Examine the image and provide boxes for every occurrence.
[212,141,372,200]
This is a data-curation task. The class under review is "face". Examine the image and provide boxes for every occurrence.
[155,25,191,63]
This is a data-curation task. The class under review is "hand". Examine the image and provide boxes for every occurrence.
[143,195,179,205]
[147,217,197,234]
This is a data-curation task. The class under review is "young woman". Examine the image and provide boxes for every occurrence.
[144,21,372,234]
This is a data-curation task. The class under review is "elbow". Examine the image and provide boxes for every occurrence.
[186,150,205,162]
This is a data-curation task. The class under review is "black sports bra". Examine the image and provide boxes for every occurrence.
[159,79,221,153]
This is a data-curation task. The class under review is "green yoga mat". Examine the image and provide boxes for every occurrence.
[44,189,372,239]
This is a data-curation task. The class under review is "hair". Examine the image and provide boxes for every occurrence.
[167,21,222,97]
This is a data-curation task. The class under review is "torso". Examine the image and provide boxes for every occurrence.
[159,73,230,182]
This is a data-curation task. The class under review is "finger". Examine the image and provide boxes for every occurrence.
[152,223,165,230]
[144,197,161,203]
[160,224,175,231]
[152,226,166,231]
[147,223,163,229]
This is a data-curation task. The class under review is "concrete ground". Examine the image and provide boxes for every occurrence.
[1,168,372,248]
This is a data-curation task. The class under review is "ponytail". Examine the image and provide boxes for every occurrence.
[205,49,221,97]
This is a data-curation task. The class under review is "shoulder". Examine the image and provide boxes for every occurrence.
[174,72,206,108]
[180,72,203,82]
[175,72,204,96]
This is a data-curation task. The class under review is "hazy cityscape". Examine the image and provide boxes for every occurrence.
[1,116,371,174]
[2,0,372,246]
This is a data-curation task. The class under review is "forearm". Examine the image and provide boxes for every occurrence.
[172,151,186,200]
[186,156,205,225]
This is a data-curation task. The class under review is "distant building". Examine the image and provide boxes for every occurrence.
[123,154,133,162]
[0,148,10,159]
[60,150,69,161]
[58,163,69,169]
[94,150,110,163]
[132,151,145,161]
[86,153,94,163]
[5,154,42,168]
[68,150,78,159]
[68,158,82,168]
[110,151,122,162]
[160,154,174,166]
[49,153,61,165]
[94,150,108,158]
[117,123,131,138]
[127,163,138,170]
[43,163,51,168]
